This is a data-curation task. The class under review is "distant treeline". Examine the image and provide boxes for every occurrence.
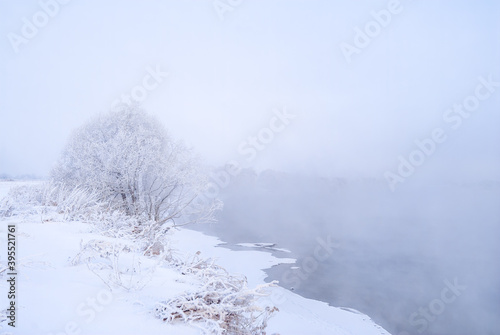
[0,173,44,181]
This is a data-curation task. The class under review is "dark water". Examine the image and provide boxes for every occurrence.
[191,173,500,335]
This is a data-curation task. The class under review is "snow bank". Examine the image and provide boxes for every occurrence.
[174,228,391,335]
[0,181,391,334]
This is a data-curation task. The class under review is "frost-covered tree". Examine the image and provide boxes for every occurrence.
[51,106,220,227]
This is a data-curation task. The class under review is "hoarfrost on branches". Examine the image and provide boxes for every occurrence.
[155,252,279,335]
[51,106,221,229]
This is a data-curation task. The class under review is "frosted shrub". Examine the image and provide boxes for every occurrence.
[0,182,102,221]
[72,238,159,291]
[0,183,46,218]
[51,106,221,229]
[155,253,278,334]
[44,183,103,221]
[91,211,175,257]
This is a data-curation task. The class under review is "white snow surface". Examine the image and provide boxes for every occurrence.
[0,181,391,335]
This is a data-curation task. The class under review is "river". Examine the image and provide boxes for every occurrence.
[191,175,500,335]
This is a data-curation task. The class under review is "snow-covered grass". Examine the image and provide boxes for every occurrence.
[0,180,391,335]
[0,180,43,202]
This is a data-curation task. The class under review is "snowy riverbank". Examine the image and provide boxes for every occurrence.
[0,181,390,334]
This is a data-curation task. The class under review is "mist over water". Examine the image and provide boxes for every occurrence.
[192,170,500,335]
[2,1,499,334]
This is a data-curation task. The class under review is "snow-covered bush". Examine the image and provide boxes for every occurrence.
[2,107,222,256]
[43,183,104,221]
[51,106,221,228]
[0,182,103,222]
[71,237,279,334]
[89,210,176,257]
[0,182,176,257]
[155,253,279,334]
[72,238,160,291]
[0,183,47,219]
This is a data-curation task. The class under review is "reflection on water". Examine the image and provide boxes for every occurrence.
[191,172,500,335]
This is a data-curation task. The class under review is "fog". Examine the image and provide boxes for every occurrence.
[2,0,500,179]
[1,1,499,334]
[194,171,500,334]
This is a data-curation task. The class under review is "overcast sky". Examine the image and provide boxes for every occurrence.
[1,0,499,182]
